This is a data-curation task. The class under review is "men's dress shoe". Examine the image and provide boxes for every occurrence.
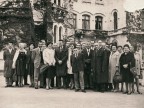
[40,86,44,88]
[75,89,79,92]
[35,86,38,89]
[46,86,49,90]
[81,90,86,93]
[137,91,142,94]
[5,85,9,88]
[9,85,13,87]
[123,91,128,94]
[57,87,61,89]
[25,83,29,85]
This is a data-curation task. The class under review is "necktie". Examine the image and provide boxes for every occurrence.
[88,49,90,56]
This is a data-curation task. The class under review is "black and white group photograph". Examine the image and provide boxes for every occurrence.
[0,0,144,108]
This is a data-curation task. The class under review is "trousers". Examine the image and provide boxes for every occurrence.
[74,71,85,90]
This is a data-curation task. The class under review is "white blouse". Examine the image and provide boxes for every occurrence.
[43,48,56,66]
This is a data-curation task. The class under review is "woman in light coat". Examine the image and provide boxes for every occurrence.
[43,42,56,90]
[132,45,143,94]
[109,44,120,92]
[67,43,75,89]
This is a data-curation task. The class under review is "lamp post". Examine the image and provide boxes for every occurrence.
[141,9,144,31]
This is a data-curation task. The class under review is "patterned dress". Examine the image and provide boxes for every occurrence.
[16,52,27,76]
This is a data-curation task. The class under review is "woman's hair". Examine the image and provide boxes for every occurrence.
[117,46,122,49]
[111,44,117,49]
[46,42,53,46]
[69,43,76,48]
[123,44,130,49]
[29,43,35,48]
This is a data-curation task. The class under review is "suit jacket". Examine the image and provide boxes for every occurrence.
[32,47,41,68]
[71,53,85,73]
[82,48,93,72]
[55,46,68,64]
[91,47,106,83]
[55,46,68,76]
[82,48,93,63]
[3,49,15,61]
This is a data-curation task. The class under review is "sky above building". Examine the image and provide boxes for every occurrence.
[0,0,143,12]
[124,0,144,12]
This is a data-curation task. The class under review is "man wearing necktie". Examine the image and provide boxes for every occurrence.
[82,42,93,89]
[55,40,68,89]
[91,40,106,92]
[71,46,86,93]
[32,41,43,89]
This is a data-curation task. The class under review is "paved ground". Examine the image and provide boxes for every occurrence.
[0,73,144,108]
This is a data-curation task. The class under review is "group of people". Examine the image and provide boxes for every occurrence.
[3,39,143,94]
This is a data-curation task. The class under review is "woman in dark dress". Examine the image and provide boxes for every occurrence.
[12,43,27,87]
[119,44,135,95]
[27,44,35,87]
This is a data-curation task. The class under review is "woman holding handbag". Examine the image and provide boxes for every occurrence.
[108,44,120,92]
[119,44,135,95]
[43,42,56,90]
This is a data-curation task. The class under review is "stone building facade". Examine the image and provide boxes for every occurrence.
[72,0,128,45]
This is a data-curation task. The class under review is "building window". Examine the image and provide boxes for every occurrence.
[82,0,91,3]
[54,25,57,43]
[58,0,61,6]
[95,0,104,5]
[54,0,56,4]
[82,15,90,30]
[59,27,63,40]
[113,12,118,30]
[73,14,77,28]
[95,16,103,30]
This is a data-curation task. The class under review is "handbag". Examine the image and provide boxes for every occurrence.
[130,67,137,77]
[113,70,123,83]
[139,69,143,79]
[40,64,49,74]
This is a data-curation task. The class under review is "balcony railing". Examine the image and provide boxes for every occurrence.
[75,29,108,38]
[108,27,129,36]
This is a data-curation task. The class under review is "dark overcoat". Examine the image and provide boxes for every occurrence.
[3,49,15,78]
[55,47,68,77]
[119,52,135,83]
[82,48,93,74]
[91,47,106,83]
[102,49,111,83]
[26,49,34,76]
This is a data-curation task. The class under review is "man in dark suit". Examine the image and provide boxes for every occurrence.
[55,40,68,89]
[71,44,86,93]
[82,42,93,89]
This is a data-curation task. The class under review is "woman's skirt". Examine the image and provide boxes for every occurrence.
[122,69,134,83]
[45,66,55,79]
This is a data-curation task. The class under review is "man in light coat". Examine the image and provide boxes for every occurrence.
[32,41,43,89]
